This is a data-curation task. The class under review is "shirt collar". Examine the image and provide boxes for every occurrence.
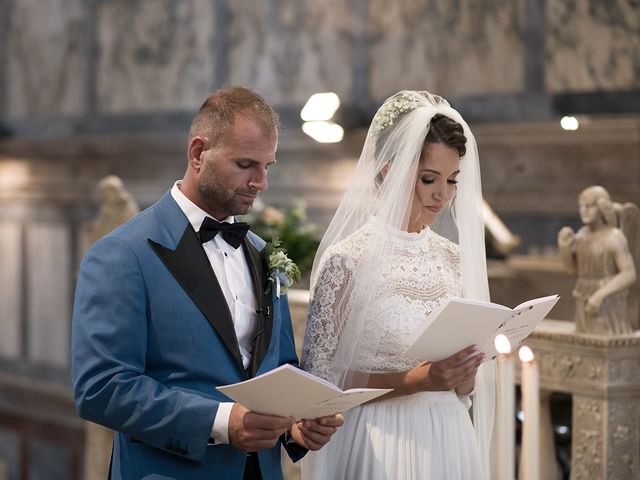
[170,181,234,233]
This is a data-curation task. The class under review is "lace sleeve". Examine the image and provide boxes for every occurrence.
[301,253,355,385]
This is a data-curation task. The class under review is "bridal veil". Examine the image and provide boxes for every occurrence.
[303,91,495,478]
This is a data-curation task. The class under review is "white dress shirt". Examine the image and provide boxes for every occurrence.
[171,181,258,444]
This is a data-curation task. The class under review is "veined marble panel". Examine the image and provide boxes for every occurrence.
[368,0,524,101]
[6,0,87,119]
[226,0,354,105]
[546,0,640,92]
[96,0,215,113]
[26,223,71,368]
[0,222,21,359]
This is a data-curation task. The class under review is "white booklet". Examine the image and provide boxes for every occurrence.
[217,364,391,420]
[404,294,560,362]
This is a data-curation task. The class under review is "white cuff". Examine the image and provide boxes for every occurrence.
[210,402,234,444]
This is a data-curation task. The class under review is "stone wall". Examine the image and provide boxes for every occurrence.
[1,0,638,135]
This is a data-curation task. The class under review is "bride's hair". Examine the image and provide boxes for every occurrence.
[426,114,467,157]
[375,113,467,188]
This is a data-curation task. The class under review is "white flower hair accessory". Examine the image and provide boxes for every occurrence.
[264,238,301,298]
[371,91,421,136]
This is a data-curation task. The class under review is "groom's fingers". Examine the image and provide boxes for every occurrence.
[296,421,338,450]
[243,411,294,432]
[229,404,294,451]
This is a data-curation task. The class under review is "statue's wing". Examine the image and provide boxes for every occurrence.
[617,202,640,330]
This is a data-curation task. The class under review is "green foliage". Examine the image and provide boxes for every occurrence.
[242,199,320,275]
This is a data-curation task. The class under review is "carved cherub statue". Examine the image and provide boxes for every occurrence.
[558,186,639,334]
[84,175,139,247]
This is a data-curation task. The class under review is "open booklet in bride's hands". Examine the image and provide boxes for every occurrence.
[404,294,560,362]
[217,364,391,420]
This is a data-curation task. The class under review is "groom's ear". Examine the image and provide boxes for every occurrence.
[187,136,208,171]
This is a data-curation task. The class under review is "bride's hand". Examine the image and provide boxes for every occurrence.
[406,345,484,393]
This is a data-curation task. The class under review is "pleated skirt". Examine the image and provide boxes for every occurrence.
[301,391,484,480]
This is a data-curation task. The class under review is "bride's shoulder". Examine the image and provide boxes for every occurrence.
[428,230,461,257]
[327,223,372,258]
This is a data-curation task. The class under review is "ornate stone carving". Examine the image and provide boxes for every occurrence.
[558,186,639,335]
[572,398,604,479]
[607,401,639,478]
[528,321,640,479]
[534,349,605,385]
[84,175,140,248]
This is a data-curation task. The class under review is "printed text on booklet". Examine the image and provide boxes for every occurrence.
[404,295,560,362]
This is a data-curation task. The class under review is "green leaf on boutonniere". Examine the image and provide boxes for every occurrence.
[264,237,301,296]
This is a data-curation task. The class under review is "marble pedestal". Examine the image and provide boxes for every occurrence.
[525,320,640,480]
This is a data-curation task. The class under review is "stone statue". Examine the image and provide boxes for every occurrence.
[82,175,139,480]
[558,186,639,334]
[84,175,140,247]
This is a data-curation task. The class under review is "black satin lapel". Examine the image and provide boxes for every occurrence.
[243,239,273,377]
[148,226,244,372]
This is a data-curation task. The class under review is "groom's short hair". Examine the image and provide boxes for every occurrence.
[189,85,280,147]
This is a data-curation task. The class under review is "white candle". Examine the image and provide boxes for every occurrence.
[495,334,515,480]
[519,346,539,480]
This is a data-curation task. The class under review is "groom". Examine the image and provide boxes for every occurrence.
[72,85,342,479]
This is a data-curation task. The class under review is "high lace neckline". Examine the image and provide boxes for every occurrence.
[369,216,432,242]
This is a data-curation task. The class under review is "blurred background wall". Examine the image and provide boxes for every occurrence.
[0,0,638,478]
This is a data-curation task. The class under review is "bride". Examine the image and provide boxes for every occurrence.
[300,91,495,479]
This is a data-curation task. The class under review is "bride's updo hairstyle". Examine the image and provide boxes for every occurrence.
[426,114,467,157]
[375,113,467,187]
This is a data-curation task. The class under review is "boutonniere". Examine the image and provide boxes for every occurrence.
[264,238,301,298]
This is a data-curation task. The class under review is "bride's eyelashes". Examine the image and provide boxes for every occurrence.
[420,177,459,185]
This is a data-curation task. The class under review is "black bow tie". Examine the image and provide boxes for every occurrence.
[198,217,250,249]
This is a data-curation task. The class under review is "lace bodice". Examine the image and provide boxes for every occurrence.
[302,220,462,385]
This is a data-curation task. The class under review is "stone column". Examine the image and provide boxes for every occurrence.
[525,320,640,480]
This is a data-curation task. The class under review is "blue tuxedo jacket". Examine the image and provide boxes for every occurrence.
[72,191,304,479]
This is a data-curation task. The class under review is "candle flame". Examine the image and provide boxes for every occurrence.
[519,346,534,363]
[494,334,511,354]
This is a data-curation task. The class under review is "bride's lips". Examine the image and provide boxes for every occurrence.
[425,205,442,213]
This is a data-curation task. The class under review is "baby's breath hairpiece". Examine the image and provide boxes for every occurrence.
[371,92,421,136]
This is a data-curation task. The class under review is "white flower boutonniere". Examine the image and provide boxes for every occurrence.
[264,238,301,298]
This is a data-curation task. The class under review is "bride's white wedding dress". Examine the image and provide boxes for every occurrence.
[301,220,483,480]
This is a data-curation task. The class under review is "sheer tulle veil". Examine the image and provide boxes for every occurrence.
[305,91,495,478]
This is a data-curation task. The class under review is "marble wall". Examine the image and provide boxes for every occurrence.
[96,0,216,113]
[1,0,638,127]
[226,0,356,106]
[545,0,640,92]
[6,0,87,119]
[368,0,524,99]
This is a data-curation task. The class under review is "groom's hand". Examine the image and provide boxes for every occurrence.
[228,403,295,452]
[289,414,344,451]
